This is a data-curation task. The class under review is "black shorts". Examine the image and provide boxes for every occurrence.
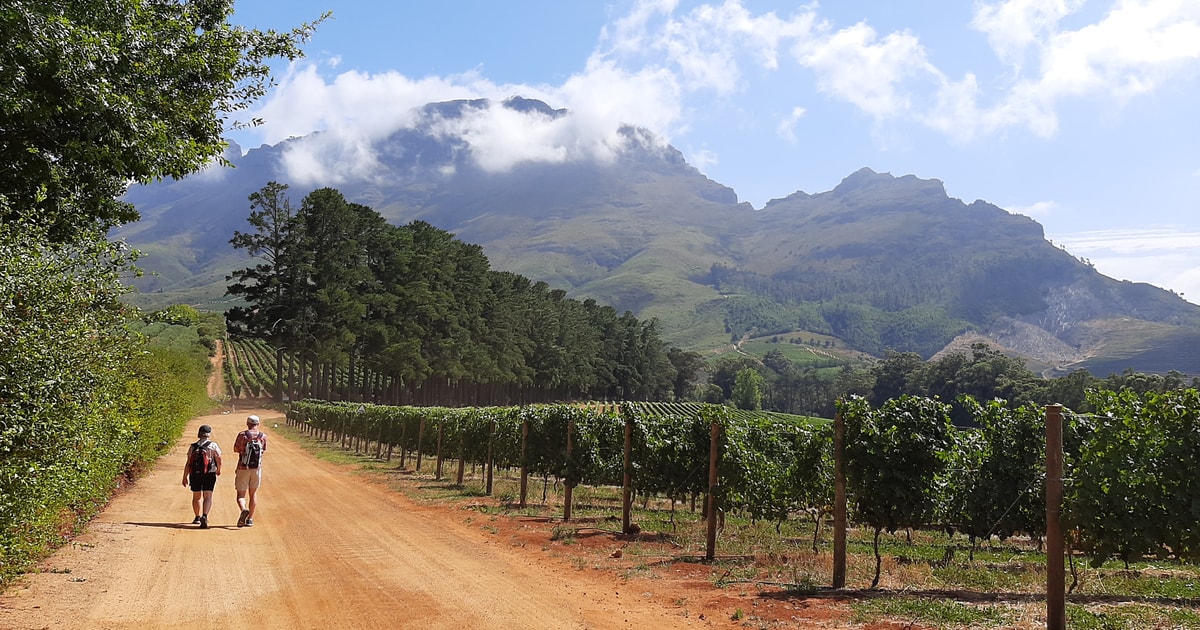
[189,472,218,492]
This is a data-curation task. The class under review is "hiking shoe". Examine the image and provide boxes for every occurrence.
[192,515,202,524]
[199,515,208,529]
[237,509,250,527]
[243,518,253,527]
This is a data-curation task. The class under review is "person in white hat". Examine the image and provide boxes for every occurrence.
[233,414,268,527]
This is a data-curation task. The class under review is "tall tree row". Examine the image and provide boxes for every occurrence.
[227,182,695,405]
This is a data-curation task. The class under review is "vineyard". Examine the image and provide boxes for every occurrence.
[223,336,587,405]
[223,337,279,399]
[223,337,334,401]
[287,399,830,557]
[288,388,1200,591]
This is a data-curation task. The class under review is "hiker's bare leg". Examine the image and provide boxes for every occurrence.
[246,487,258,517]
[236,489,248,512]
[191,491,203,516]
[201,490,214,516]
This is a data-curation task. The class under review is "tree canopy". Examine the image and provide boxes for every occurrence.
[227,182,690,404]
[0,0,325,241]
[1,1,322,580]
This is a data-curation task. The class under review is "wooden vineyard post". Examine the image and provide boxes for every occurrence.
[415,417,426,472]
[434,420,444,481]
[622,411,634,535]
[1045,404,1065,630]
[833,407,847,589]
[456,427,466,485]
[519,419,529,508]
[705,416,720,561]
[485,419,496,495]
[399,422,408,468]
[563,418,575,523]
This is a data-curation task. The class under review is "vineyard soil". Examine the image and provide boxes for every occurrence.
[207,339,226,399]
[0,406,878,630]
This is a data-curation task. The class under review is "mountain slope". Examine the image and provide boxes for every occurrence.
[115,98,1200,376]
[721,168,1200,372]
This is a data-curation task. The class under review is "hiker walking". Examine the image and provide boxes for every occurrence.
[182,424,222,529]
[233,414,268,527]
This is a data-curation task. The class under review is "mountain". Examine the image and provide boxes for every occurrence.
[115,97,1200,377]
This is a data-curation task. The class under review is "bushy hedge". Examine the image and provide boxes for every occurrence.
[0,226,211,586]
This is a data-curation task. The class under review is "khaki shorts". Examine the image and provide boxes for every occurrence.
[235,467,263,491]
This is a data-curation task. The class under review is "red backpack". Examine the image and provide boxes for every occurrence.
[189,440,215,475]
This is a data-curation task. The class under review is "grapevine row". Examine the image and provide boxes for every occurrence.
[288,389,1200,572]
[224,338,283,399]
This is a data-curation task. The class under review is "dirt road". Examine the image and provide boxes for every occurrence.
[0,409,704,630]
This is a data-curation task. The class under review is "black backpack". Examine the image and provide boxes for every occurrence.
[190,440,214,475]
[241,432,264,469]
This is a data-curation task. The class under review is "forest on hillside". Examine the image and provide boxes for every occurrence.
[224,182,705,406]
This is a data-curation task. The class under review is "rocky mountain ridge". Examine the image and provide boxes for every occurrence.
[115,97,1200,376]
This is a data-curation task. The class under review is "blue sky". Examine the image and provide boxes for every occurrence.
[226,0,1200,303]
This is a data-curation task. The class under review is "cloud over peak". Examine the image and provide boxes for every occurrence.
[240,0,1200,185]
[273,96,676,187]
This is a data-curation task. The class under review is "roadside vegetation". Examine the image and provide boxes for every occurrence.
[0,0,321,587]
[0,277,214,585]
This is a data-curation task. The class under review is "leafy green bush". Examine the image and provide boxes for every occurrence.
[0,230,212,585]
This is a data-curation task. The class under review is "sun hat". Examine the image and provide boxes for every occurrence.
[247,415,261,425]
[197,424,212,437]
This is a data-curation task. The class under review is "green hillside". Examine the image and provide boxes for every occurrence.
[115,99,1200,377]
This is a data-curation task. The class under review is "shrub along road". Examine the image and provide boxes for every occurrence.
[0,408,707,629]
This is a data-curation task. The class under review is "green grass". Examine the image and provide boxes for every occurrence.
[738,338,849,367]
[1067,603,1200,630]
[851,596,1017,628]
[1070,566,1200,599]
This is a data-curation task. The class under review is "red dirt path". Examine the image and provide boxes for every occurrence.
[0,407,865,629]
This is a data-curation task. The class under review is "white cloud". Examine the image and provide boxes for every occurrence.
[251,65,504,184]
[972,0,1086,71]
[560,57,684,141]
[961,0,1200,138]
[777,106,806,143]
[1058,227,1200,254]
[792,22,938,121]
[1006,200,1060,218]
[280,132,380,186]
[602,0,1200,142]
[250,64,499,147]
[248,56,687,183]
[1033,1,1200,97]
[421,101,619,173]
[1056,228,1200,303]
[687,147,719,171]
[599,0,818,93]
[236,0,1200,186]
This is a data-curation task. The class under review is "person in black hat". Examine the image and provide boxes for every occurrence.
[182,424,222,529]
